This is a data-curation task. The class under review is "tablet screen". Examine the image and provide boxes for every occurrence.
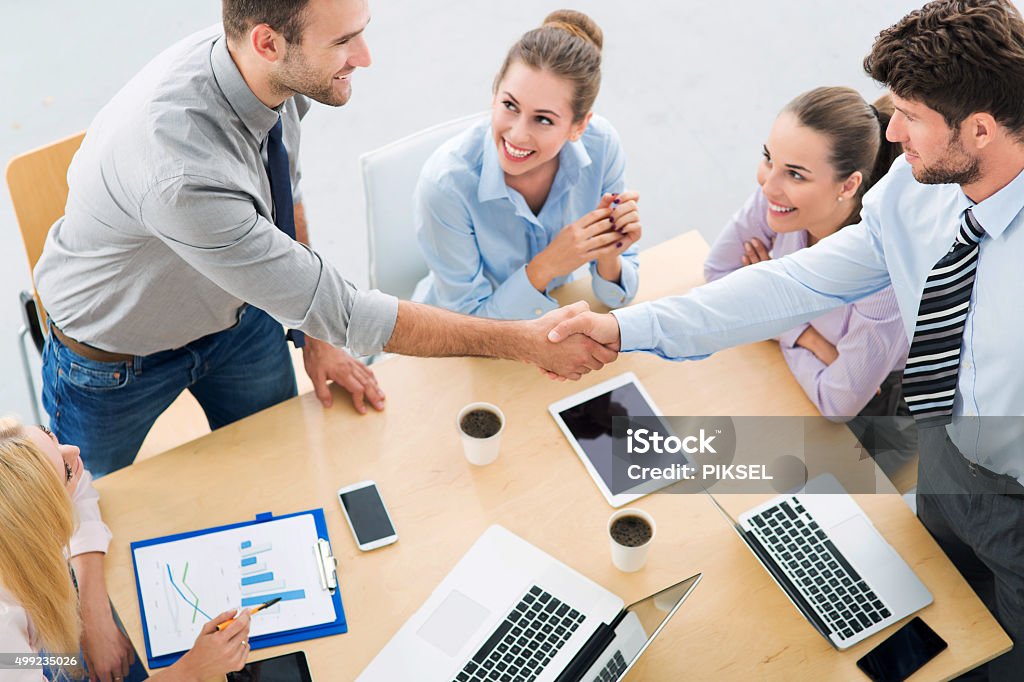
[227,651,313,682]
[557,381,666,496]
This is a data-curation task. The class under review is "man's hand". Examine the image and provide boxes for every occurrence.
[301,336,385,413]
[547,309,622,348]
[520,302,619,381]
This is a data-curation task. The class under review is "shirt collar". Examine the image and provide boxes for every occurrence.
[478,130,508,203]
[545,137,591,208]
[477,127,594,204]
[959,165,1024,240]
[555,135,592,188]
[210,36,281,143]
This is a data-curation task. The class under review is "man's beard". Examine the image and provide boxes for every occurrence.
[271,49,351,108]
[911,131,982,185]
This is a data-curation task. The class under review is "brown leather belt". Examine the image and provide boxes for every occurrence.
[51,325,134,363]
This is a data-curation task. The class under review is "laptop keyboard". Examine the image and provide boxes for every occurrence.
[591,650,627,682]
[453,585,586,682]
[746,498,892,640]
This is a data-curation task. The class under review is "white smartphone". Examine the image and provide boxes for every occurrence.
[337,480,398,551]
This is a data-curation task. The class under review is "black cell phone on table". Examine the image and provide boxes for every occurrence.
[856,617,947,681]
[227,650,313,682]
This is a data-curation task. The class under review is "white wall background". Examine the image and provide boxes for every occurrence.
[0,0,924,421]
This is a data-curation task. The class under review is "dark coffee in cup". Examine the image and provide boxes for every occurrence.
[610,514,653,547]
[460,408,502,439]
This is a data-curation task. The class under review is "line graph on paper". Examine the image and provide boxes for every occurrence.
[134,514,337,659]
[166,562,213,623]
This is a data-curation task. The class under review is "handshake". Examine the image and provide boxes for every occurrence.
[521,301,623,381]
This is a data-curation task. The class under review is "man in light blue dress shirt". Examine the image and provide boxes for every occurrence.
[549,2,1024,677]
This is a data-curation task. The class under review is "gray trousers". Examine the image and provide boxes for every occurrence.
[917,424,1024,681]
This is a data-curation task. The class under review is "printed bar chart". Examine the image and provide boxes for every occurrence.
[241,589,307,608]
[241,572,275,586]
[134,515,337,659]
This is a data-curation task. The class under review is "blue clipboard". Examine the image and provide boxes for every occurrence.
[130,508,346,669]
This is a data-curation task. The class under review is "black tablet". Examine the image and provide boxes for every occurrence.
[227,650,313,682]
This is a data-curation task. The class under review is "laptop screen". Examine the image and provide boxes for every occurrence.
[604,574,702,679]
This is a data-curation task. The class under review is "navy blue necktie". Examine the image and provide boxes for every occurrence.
[267,116,305,348]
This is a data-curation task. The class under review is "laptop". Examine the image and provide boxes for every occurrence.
[359,525,701,681]
[707,474,932,649]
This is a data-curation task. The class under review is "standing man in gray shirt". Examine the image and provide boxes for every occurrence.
[34,0,615,478]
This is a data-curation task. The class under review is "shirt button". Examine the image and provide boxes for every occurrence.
[963,361,972,370]
[534,309,543,316]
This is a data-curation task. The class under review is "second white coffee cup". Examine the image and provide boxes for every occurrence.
[457,402,505,466]
[608,508,656,572]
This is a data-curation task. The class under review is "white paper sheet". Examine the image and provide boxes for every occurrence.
[133,514,336,658]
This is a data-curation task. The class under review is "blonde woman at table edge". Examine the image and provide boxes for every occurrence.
[703,87,911,428]
[412,9,643,321]
[0,417,251,682]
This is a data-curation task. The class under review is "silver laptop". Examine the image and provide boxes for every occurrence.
[708,474,931,649]
[359,525,701,681]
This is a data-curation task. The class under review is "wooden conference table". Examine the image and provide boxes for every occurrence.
[97,232,1010,680]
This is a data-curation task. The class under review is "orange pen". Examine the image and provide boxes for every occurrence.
[216,597,282,631]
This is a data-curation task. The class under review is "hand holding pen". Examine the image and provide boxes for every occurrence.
[216,597,283,631]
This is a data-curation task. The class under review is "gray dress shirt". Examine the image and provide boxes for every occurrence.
[34,25,397,356]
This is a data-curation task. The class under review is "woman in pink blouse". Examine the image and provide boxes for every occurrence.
[704,87,910,425]
[0,417,250,681]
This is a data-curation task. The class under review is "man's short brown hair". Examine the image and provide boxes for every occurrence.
[222,0,311,44]
[864,0,1024,137]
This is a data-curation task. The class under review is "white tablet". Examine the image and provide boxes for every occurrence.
[548,372,675,507]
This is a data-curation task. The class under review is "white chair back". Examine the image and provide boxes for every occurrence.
[361,112,488,299]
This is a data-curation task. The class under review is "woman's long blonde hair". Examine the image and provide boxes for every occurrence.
[0,417,80,655]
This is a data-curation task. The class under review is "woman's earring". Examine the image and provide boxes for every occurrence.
[838,196,845,202]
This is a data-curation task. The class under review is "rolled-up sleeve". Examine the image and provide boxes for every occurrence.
[140,175,397,356]
[415,174,555,320]
[68,470,112,557]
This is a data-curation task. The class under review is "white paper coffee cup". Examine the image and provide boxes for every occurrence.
[608,508,656,572]
[457,402,505,466]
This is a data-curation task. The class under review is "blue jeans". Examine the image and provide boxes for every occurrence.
[41,306,298,477]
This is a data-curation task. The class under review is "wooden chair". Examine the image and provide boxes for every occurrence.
[5,133,212,461]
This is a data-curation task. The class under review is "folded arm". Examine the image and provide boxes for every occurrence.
[780,291,909,422]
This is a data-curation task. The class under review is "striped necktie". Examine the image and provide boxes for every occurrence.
[902,208,985,422]
[267,115,305,348]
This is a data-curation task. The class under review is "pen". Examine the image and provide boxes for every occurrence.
[216,597,282,631]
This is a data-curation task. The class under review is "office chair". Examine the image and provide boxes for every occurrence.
[5,132,210,459]
[361,112,487,301]
[6,132,84,424]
